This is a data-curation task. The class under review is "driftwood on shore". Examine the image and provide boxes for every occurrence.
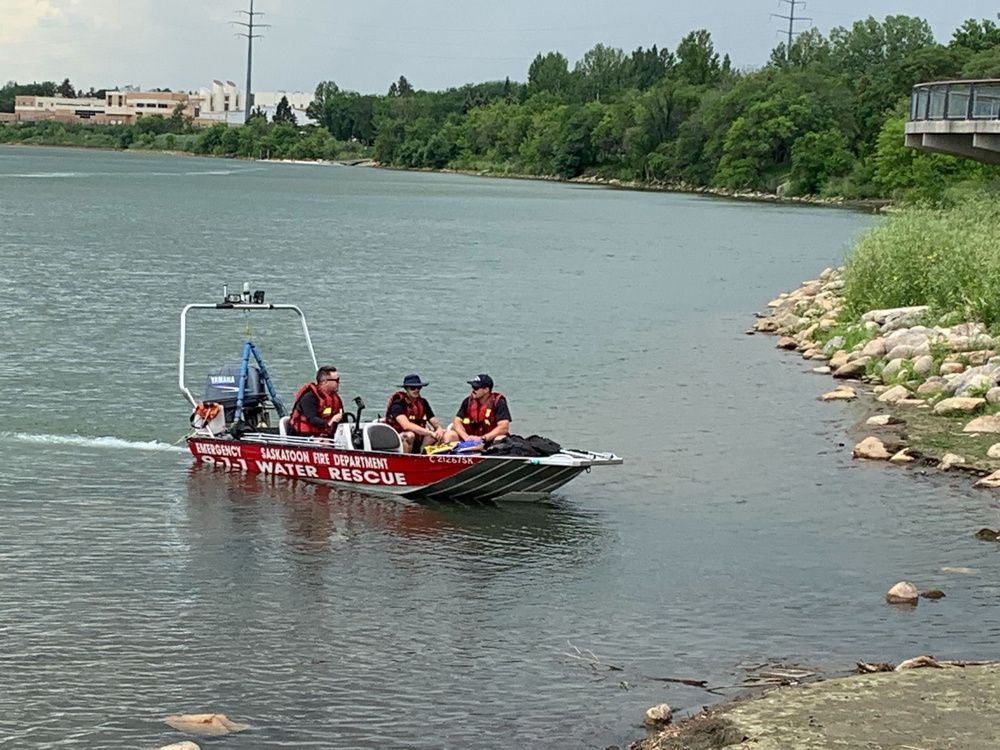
[857,657,995,673]
[561,642,719,693]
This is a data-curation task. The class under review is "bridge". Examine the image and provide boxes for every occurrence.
[906,80,1000,164]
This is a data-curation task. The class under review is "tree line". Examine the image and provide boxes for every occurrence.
[305,14,1000,200]
[4,13,1000,200]
[309,16,1000,198]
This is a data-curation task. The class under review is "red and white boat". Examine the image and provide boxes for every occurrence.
[180,284,622,502]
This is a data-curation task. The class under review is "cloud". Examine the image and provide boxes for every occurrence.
[2,0,61,44]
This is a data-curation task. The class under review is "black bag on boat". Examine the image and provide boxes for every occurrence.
[484,434,562,457]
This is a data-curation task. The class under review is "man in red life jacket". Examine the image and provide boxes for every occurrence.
[288,365,345,437]
[384,373,446,453]
[444,373,511,445]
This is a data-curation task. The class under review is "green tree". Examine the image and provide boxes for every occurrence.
[829,15,935,76]
[624,45,674,90]
[895,45,962,89]
[574,43,626,101]
[715,70,850,191]
[56,78,76,98]
[518,105,566,174]
[423,121,461,168]
[552,101,604,177]
[274,95,297,125]
[769,28,831,69]
[167,101,190,133]
[828,15,936,153]
[873,115,980,200]
[388,75,414,97]
[674,30,721,86]
[527,52,572,98]
[961,48,1000,78]
[789,129,852,194]
[949,16,1000,53]
[135,114,169,136]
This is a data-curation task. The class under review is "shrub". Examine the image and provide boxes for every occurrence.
[841,195,1000,327]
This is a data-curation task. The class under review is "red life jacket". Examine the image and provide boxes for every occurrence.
[288,383,343,436]
[462,392,504,437]
[384,391,427,433]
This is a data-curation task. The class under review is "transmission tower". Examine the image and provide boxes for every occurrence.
[232,0,270,121]
[771,0,811,54]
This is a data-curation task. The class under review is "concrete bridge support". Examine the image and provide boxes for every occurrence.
[905,122,1000,164]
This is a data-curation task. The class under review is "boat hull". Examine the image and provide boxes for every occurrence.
[187,437,616,502]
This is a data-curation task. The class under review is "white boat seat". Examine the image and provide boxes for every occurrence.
[278,416,290,437]
[362,422,403,453]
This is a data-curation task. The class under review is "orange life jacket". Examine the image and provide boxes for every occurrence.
[384,391,427,433]
[288,383,343,436]
[462,392,504,437]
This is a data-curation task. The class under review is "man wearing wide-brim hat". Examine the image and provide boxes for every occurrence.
[384,373,446,453]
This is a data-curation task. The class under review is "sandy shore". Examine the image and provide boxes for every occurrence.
[633,664,1000,749]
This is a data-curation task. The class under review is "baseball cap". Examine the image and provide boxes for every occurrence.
[467,373,494,389]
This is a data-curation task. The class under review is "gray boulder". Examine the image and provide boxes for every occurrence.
[886,581,919,605]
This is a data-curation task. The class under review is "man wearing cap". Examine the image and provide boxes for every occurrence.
[384,374,447,453]
[444,374,511,445]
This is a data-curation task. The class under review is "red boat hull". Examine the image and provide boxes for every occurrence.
[189,437,479,494]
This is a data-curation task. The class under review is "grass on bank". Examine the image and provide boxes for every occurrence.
[841,193,1000,328]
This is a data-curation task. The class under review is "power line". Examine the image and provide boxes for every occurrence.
[770,0,811,54]
[232,0,270,121]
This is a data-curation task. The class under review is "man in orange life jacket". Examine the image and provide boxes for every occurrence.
[444,373,511,445]
[288,366,344,437]
[384,373,446,453]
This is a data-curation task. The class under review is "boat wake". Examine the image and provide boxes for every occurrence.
[2,168,264,179]
[1,432,186,453]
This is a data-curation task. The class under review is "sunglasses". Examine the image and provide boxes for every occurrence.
[406,385,423,391]
[323,377,340,383]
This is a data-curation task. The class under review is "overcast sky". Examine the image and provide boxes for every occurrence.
[4,1,995,96]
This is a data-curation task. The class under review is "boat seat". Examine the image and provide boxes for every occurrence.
[278,416,290,437]
[362,422,403,453]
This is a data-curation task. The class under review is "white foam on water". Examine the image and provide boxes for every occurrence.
[2,432,187,453]
[2,172,95,178]
[1,168,263,179]
[182,168,265,176]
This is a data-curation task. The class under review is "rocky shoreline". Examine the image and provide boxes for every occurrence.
[751,267,1000,486]
[623,270,1000,750]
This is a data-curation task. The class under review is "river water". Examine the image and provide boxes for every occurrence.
[1,145,998,749]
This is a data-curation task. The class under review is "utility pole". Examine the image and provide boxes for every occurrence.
[233,0,269,122]
[771,0,811,55]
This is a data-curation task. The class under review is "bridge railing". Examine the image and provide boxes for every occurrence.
[911,80,1000,122]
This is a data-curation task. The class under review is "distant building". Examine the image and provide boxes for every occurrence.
[197,80,244,115]
[13,90,201,125]
[195,84,315,125]
[9,81,316,127]
[252,90,313,110]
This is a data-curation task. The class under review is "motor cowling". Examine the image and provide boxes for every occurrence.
[203,364,267,424]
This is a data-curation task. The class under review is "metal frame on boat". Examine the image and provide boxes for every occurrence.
[180,284,622,501]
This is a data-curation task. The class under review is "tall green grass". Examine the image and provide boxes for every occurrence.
[842,195,1000,328]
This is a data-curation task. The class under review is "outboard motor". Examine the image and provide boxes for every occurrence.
[203,364,269,427]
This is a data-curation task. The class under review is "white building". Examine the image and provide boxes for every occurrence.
[252,90,313,110]
[194,82,314,125]
[197,80,244,114]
